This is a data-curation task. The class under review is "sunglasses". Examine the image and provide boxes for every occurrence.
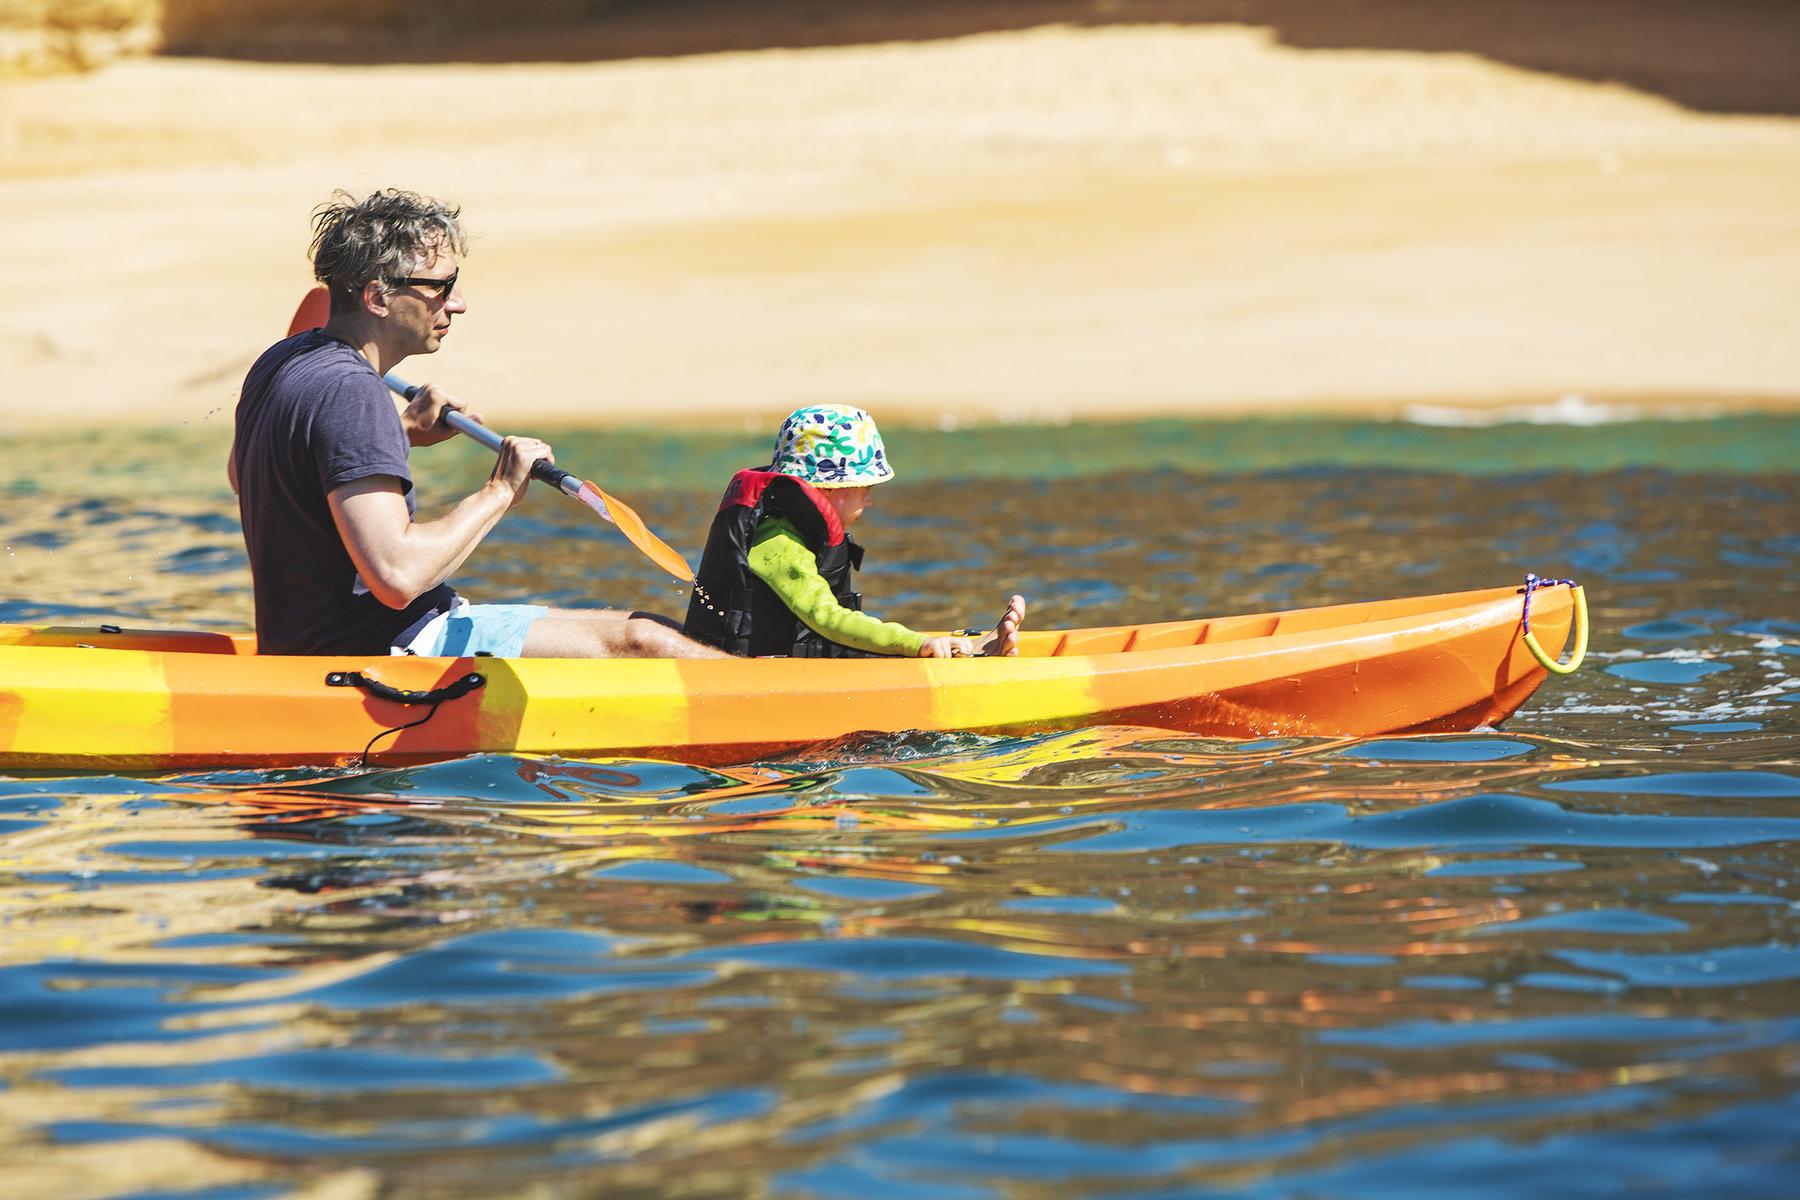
[392,267,459,300]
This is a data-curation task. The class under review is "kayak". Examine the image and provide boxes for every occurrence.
[0,584,1579,771]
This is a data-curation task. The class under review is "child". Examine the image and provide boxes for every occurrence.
[684,405,1025,658]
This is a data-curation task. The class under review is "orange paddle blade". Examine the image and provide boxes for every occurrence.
[577,482,695,581]
[288,286,330,335]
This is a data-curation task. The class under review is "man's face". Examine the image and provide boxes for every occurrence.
[383,240,465,353]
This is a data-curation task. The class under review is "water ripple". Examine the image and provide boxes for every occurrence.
[3,459,1797,1196]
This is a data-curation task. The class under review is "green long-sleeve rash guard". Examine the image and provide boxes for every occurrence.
[745,517,925,657]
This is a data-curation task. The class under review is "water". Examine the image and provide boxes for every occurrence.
[2,417,1797,1197]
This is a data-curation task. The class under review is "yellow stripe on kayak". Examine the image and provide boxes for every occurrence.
[501,656,696,753]
[0,647,174,766]
[925,656,1101,732]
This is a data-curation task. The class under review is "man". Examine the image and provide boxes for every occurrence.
[231,188,727,659]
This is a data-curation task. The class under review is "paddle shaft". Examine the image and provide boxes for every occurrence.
[383,372,579,498]
[287,285,694,580]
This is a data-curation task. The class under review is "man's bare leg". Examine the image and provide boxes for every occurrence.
[521,608,733,659]
[977,594,1028,657]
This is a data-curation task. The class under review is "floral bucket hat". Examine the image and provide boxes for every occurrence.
[767,405,894,488]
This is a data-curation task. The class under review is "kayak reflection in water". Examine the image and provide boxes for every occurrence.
[683,404,1026,659]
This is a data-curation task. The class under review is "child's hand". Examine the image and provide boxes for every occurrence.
[917,635,977,658]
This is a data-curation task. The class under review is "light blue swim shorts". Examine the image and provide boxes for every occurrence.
[392,600,549,658]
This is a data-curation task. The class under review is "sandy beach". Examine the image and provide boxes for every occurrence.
[3,9,1798,432]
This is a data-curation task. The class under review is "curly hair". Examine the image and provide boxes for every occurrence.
[309,189,468,314]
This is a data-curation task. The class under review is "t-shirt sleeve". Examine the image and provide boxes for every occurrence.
[313,373,413,496]
[747,518,925,656]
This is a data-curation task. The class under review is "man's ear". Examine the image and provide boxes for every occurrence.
[360,279,390,318]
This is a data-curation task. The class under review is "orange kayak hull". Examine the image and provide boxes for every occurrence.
[0,585,1575,771]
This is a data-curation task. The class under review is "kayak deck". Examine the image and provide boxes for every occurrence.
[0,585,1576,770]
[0,588,1532,657]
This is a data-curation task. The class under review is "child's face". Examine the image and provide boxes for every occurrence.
[823,486,872,526]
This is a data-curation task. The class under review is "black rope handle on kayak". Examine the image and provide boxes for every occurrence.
[326,670,486,766]
[325,670,486,706]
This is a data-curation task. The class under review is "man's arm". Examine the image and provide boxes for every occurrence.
[327,434,547,610]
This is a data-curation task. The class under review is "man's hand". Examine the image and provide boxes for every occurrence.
[491,435,553,508]
[401,382,479,447]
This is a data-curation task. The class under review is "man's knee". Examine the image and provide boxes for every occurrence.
[523,614,629,658]
[523,611,718,658]
[616,616,668,657]
[600,614,696,658]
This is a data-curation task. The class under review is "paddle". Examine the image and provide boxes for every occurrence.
[287,287,694,581]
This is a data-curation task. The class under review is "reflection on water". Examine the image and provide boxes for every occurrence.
[2,731,1796,1197]
[1,420,1797,1197]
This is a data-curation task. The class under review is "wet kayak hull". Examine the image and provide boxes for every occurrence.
[0,585,1575,770]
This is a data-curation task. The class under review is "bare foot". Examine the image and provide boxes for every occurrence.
[978,594,1027,657]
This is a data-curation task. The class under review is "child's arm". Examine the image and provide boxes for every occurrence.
[747,518,927,656]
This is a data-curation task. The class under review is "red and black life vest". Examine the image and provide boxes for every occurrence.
[682,469,873,658]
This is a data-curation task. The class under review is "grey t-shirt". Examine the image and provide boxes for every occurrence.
[233,331,455,654]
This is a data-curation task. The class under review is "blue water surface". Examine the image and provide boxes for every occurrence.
[2,446,1796,1198]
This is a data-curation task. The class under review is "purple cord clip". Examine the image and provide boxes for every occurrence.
[1518,573,1575,636]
